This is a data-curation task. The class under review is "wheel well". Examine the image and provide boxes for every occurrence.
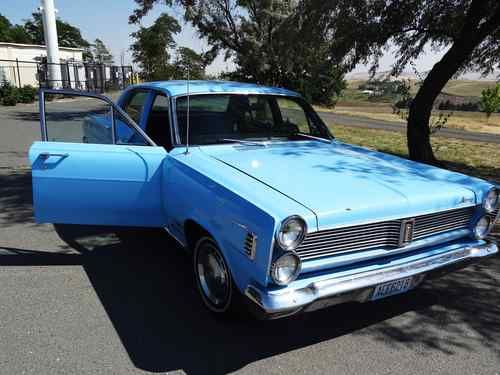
[184,219,211,250]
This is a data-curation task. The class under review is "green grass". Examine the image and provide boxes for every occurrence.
[330,123,500,184]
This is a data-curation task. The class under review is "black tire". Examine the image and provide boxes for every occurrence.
[193,236,246,317]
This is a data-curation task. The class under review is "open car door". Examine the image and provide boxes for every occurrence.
[29,89,168,227]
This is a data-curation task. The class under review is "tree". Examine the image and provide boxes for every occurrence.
[479,84,500,121]
[129,0,346,106]
[92,38,114,64]
[292,0,500,164]
[0,14,12,42]
[0,13,31,43]
[23,13,91,50]
[130,13,181,80]
[172,47,207,79]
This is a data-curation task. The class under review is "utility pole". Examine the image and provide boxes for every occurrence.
[40,0,61,88]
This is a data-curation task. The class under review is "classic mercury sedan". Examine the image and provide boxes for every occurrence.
[30,81,499,319]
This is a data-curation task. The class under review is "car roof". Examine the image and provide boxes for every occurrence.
[132,80,301,98]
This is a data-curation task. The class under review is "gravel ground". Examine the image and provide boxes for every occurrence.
[0,101,499,374]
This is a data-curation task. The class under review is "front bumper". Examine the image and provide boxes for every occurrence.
[245,240,498,319]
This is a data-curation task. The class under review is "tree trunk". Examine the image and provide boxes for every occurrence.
[407,0,496,164]
[407,41,479,164]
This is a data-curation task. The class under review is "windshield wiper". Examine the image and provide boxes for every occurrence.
[219,138,267,147]
[294,133,332,144]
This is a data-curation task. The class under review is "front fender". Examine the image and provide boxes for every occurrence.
[163,148,314,291]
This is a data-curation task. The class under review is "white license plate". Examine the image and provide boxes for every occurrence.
[371,276,415,301]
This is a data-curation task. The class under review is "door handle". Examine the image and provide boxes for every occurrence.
[39,152,69,160]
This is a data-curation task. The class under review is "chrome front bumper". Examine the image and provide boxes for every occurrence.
[245,240,498,319]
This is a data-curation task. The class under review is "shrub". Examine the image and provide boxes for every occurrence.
[1,94,19,106]
[0,80,19,106]
[17,85,37,103]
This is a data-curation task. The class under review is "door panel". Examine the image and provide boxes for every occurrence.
[31,89,167,227]
[30,142,168,226]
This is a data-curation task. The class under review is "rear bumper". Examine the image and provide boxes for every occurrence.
[245,240,498,319]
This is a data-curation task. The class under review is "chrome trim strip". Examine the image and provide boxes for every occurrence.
[163,226,187,248]
[39,90,48,141]
[245,241,498,315]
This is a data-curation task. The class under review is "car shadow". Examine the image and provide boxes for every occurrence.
[1,223,499,374]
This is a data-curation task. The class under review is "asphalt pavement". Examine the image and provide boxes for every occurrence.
[0,101,499,374]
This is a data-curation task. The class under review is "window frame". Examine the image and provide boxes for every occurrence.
[39,89,157,146]
[142,89,176,150]
[170,92,333,147]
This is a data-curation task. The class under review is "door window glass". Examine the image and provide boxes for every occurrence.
[44,92,113,144]
[43,92,150,145]
[123,91,148,124]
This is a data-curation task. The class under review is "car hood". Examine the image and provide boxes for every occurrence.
[200,141,489,230]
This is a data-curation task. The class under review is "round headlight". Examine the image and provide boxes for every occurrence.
[276,216,307,250]
[474,216,491,239]
[483,188,499,213]
[270,252,302,285]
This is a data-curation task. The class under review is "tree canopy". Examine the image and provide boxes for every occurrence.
[171,47,207,80]
[130,13,181,80]
[0,12,94,61]
[129,0,346,105]
[91,38,114,64]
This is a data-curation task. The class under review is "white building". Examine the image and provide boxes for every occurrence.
[0,42,84,87]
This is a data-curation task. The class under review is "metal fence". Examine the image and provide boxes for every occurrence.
[0,59,136,93]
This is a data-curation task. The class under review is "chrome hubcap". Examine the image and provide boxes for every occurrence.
[197,243,229,308]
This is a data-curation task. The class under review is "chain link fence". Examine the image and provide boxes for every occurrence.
[0,59,136,93]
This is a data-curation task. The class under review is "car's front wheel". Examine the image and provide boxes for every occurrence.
[193,236,238,315]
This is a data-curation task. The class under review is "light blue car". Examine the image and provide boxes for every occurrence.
[30,81,499,319]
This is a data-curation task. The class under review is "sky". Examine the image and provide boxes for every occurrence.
[2,0,447,75]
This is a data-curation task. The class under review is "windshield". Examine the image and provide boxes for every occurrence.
[175,94,331,145]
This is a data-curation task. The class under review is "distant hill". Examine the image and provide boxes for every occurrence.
[346,70,499,82]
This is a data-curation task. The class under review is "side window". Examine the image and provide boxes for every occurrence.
[42,91,150,145]
[123,91,149,124]
[276,98,310,134]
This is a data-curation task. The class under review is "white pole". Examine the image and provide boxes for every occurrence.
[40,0,61,88]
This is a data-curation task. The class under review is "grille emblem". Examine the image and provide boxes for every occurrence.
[399,219,415,246]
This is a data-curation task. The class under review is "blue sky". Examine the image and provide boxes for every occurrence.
[2,0,445,75]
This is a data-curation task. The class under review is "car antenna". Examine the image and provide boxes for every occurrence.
[184,68,191,154]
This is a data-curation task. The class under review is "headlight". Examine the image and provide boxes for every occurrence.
[474,215,492,239]
[276,216,307,250]
[483,188,499,213]
[270,252,302,285]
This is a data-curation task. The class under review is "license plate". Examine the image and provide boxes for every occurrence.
[371,276,415,301]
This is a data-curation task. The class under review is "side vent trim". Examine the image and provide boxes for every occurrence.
[244,232,257,260]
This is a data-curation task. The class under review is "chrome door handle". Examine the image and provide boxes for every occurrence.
[39,152,69,160]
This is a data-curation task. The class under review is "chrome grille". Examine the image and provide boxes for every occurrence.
[489,207,499,223]
[296,206,476,261]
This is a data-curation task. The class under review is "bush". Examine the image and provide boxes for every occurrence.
[0,80,19,106]
[1,94,19,106]
[437,100,480,112]
[17,85,37,104]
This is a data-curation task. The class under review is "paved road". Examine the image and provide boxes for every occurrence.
[0,102,499,374]
[318,111,500,144]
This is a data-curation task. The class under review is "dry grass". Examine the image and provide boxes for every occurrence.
[329,123,500,184]
[319,103,500,135]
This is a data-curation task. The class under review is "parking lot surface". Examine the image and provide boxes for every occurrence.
[0,101,499,374]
